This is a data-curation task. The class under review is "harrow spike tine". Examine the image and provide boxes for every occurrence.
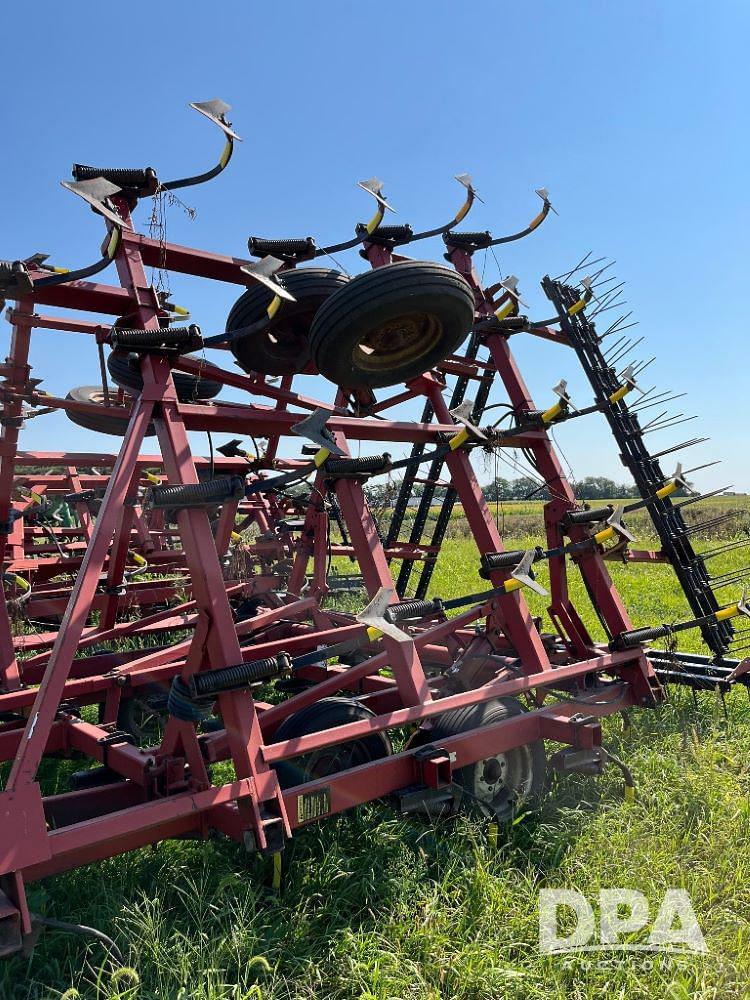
[240,256,296,301]
[554,250,593,283]
[600,318,639,340]
[591,277,621,296]
[599,311,634,337]
[603,335,627,358]
[680,512,738,536]
[707,569,747,586]
[556,253,607,284]
[593,299,626,319]
[606,340,634,367]
[642,415,698,435]
[590,290,619,316]
[61,177,131,230]
[675,485,733,508]
[649,437,709,460]
[681,460,721,476]
[631,392,688,413]
[356,587,411,643]
[702,539,750,560]
[641,409,669,431]
[629,356,656,377]
[189,98,242,140]
[593,276,625,298]
[631,385,660,405]
[614,337,646,368]
[588,267,618,291]
[592,294,628,317]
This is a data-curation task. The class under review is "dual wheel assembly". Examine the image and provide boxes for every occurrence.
[276,695,546,821]
[227,260,475,388]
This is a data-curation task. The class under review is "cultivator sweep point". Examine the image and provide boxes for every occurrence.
[0,98,743,957]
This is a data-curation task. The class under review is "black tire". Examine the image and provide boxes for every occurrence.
[227,267,349,375]
[425,697,546,820]
[309,260,474,389]
[117,688,168,746]
[65,386,156,437]
[271,696,392,789]
[107,352,222,401]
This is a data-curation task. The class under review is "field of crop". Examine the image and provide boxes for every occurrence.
[4,498,750,1000]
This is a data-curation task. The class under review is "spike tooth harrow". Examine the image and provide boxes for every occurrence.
[541,275,736,658]
[0,98,739,958]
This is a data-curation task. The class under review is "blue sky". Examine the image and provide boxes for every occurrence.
[2,1,747,491]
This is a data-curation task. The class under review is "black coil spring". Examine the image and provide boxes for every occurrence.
[481,550,525,573]
[149,476,245,509]
[0,260,21,281]
[324,454,391,478]
[72,164,157,186]
[493,316,528,331]
[613,624,672,650]
[110,325,202,352]
[565,506,614,526]
[247,236,316,257]
[443,230,493,249]
[192,654,289,697]
[386,599,440,623]
[355,223,414,242]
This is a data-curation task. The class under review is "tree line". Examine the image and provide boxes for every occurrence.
[365,474,649,508]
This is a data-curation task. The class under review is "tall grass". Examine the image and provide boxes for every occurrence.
[5,501,750,999]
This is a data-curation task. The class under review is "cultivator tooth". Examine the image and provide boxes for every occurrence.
[290,407,345,458]
[597,505,635,544]
[60,176,131,229]
[189,98,242,141]
[355,587,411,642]
[448,399,487,447]
[534,186,558,215]
[508,549,548,596]
[240,255,297,301]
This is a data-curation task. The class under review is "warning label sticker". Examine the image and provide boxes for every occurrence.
[297,786,331,824]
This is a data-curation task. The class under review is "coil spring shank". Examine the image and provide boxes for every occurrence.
[72,164,158,187]
[149,476,245,510]
[191,654,291,697]
[324,454,391,479]
[110,325,202,352]
[612,624,672,650]
[385,598,441,623]
[247,236,316,258]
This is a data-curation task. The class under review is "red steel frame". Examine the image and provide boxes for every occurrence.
[0,192,663,953]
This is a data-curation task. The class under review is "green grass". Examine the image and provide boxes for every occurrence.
[4,501,750,999]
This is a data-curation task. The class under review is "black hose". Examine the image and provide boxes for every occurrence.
[32,914,124,966]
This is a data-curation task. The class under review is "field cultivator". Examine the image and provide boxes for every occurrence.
[0,98,746,958]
